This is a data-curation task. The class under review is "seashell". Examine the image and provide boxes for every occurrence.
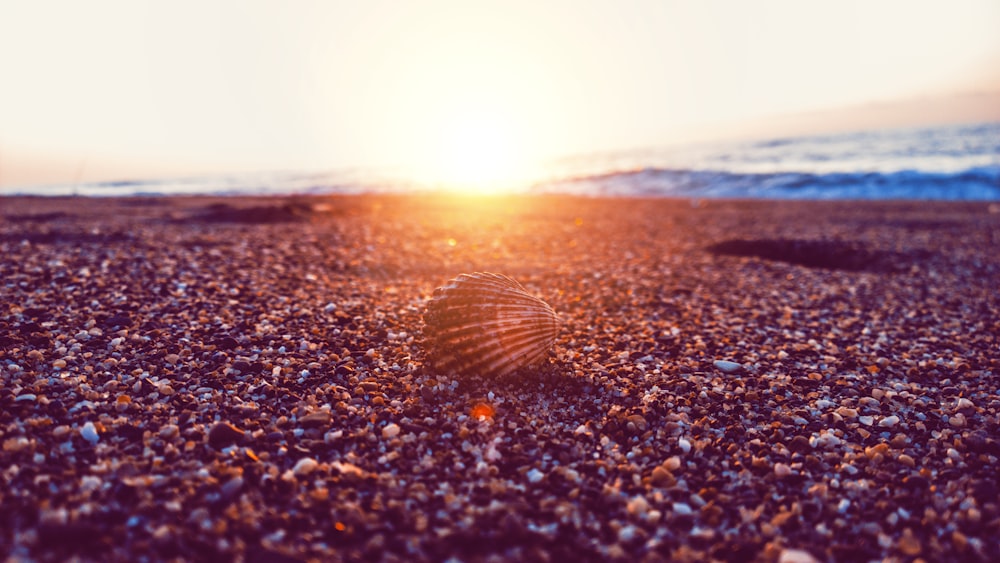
[424,272,560,378]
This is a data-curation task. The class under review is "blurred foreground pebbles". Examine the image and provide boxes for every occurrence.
[1,195,998,561]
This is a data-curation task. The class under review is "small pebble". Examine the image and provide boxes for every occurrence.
[80,421,100,444]
[299,411,331,428]
[650,466,676,487]
[811,433,841,448]
[713,360,743,373]
[836,406,858,418]
[898,528,922,556]
[672,502,693,516]
[626,495,650,516]
[80,475,102,493]
[159,424,180,440]
[778,548,820,563]
[663,456,682,471]
[292,457,319,476]
[617,524,639,543]
[678,438,692,454]
[207,422,245,449]
[3,437,31,452]
[382,423,401,439]
[221,477,245,499]
[878,415,900,428]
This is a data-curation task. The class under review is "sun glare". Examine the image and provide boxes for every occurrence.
[350,6,587,196]
[414,107,536,195]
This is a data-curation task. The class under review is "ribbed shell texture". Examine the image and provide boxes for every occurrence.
[424,273,560,378]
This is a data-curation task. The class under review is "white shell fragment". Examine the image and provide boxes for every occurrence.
[424,272,560,378]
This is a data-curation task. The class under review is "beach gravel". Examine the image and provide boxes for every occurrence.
[1,195,998,561]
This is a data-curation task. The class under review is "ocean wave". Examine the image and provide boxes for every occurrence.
[8,122,998,200]
[534,165,1000,200]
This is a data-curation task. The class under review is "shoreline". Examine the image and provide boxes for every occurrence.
[2,195,998,561]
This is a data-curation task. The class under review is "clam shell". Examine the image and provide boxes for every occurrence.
[424,272,560,378]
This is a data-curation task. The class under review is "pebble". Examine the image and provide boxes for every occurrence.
[381,423,401,439]
[331,461,366,480]
[678,438,692,454]
[80,475,102,493]
[221,477,245,499]
[617,525,639,543]
[810,433,841,449]
[712,360,743,373]
[778,548,820,563]
[526,468,545,483]
[650,466,676,487]
[878,415,900,428]
[663,456,682,471]
[292,458,319,476]
[898,528,922,556]
[207,422,245,449]
[955,397,974,410]
[159,424,180,440]
[626,495,650,516]
[80,421,100,444]
[836,406,858,418]
[789,435,811,452]
[299,411,332,428]
[672,502,693,516]
[3,437,31,452]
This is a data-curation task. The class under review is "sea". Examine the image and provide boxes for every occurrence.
[9,121,1000,200]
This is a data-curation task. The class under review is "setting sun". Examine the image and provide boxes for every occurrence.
[413,106,535,193]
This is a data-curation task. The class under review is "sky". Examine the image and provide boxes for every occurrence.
[1,0,999,189]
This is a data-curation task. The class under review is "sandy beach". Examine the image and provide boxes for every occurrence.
[1,194,998,561]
